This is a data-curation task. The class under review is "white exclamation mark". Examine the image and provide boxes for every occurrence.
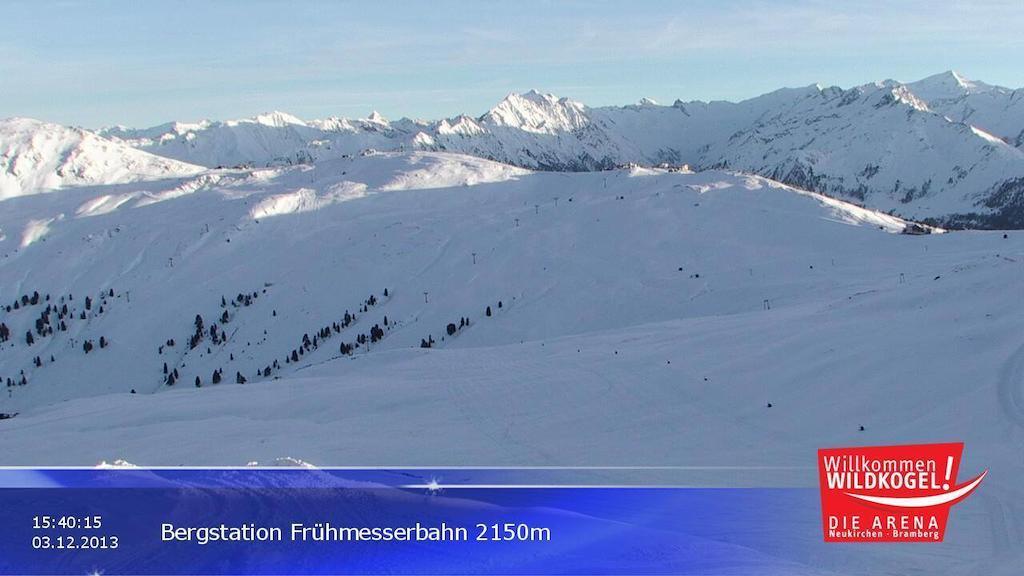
[943,456,953,491]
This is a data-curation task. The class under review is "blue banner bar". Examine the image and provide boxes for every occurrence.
[0,468,821,575]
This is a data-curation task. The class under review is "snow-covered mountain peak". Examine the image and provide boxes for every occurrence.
[366,111,388,124]
[521,88,551,101]
[483,90,590,133]
[747,84,826,107]
[305,116,356,132]
[844,80,930,112]
[908,70,996,102]
[436,114,485,137]
[247,111,307,128]
[0,117,204,200]
[901,71,1023,152]
[885,83,931,111]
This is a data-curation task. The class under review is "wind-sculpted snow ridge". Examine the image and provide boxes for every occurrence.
[0,118,204,200]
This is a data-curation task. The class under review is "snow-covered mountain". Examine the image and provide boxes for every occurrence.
[908,70,1024,148]
[425,80,1024,228]
[81,72,1024,228]
[0,118,204,200]
[99,110,427,169]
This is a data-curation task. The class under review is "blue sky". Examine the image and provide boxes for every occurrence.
[2,0,1022,128]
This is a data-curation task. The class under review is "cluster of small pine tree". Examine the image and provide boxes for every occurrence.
[3,369,28,388]
[1,288,119,394]
[421,300,503,349]
[166,288,393,390]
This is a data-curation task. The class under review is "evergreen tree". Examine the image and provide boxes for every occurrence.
[485,306,492,317]
[195,376,201,388]
[212,370,221,384]
[236,371,246,384]
[25,331,34,345]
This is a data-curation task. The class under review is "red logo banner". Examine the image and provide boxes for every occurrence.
[818,443,986,542]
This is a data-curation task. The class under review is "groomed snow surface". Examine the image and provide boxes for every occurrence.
[0,152,1021,573]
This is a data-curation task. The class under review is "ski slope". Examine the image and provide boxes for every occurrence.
[0,152,1021,573]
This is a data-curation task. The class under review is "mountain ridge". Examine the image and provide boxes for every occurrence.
[6,71,1024,227]
[0,118,205,200]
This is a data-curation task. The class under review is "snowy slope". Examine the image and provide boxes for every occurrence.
[0,118,204,200]
[0,150,919,415]
[1,152,1023,573]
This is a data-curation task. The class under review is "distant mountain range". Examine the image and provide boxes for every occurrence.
[4,71,1024,228]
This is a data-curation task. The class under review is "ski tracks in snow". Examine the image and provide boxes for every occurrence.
[996,342,1024,429]
[978,341,1024,570]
